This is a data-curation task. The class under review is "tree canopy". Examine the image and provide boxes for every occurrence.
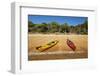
[28,20,88,35]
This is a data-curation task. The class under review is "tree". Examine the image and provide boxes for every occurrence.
[28,21,35,32]
[28,21,35,27]
[49,22,60,33]
[40,23,48,33]
[28,20,88,35]
[60,23,70,33]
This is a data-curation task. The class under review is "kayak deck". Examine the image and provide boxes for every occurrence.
[36,40,59,52]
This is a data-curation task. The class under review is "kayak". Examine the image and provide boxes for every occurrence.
[36,40,59,52]
[67,39,76,51]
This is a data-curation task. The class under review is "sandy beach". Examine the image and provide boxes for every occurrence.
[28,34,88,60]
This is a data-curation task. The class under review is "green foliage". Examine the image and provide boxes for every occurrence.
[28,20,88,35]
[28,21,35,27]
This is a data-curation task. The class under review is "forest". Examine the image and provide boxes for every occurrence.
[28,20,88,35]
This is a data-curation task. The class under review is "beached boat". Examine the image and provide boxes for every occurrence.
[67,39,76,51]
[36,40,59,52]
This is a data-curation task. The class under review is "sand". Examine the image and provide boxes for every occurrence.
[28,34,88,60]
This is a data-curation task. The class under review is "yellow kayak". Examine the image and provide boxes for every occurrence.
[36,40,59,52]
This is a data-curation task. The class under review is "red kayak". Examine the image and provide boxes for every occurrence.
[67,39,76,51]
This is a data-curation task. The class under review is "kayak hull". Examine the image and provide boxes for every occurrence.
[67,39,76,51]
[36,40,59,52]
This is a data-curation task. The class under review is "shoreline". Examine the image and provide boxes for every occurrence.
[28,33,88,36]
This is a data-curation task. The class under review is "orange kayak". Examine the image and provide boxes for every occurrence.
[67,39,76,51]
